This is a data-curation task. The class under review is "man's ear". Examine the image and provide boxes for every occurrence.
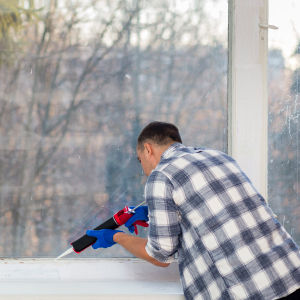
[144,143,152,157]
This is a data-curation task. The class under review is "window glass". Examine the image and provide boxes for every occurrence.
[268,1,300,244]
[0,0,228,257]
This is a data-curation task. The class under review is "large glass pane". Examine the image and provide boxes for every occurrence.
[268,1,300,244]
[0,0,228,257]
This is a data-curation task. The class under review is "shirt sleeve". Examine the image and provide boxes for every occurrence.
[145,171,181,264]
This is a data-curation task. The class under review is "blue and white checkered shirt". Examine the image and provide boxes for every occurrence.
[145,143,300,300]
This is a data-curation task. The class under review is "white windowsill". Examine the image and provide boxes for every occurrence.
[0,258,184,300]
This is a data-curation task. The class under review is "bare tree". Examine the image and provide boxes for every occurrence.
[268,45,300,243]
[0,0,227,257]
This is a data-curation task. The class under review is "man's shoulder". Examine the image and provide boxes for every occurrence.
[159,145,232,170]
[150,146,239,188]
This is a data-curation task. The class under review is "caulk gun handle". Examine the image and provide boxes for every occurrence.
[71,216,119,253]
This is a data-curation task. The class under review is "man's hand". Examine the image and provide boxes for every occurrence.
[86,229,123,249]
[125,206,149,233]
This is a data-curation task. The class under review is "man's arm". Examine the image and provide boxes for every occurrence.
[113,232,170,268]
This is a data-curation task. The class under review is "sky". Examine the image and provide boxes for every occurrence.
[29,0,300,69]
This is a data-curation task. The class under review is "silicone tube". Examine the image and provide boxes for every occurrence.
[71,216,119,253]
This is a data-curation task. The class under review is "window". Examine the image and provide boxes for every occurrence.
[268,0,300,244]
[0,0,228,258]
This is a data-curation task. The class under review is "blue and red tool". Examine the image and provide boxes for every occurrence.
[55,201,147,260]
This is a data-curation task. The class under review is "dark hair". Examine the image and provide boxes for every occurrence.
[137,121,182,150]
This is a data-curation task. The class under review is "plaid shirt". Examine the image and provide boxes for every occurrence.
[145,143,300,300]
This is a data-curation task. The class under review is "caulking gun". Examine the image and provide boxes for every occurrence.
[55,201,146,260]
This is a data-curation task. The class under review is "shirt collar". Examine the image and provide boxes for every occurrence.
[161,143,184,159]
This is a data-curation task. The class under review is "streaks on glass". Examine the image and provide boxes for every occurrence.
[0,0,228,257]
[268,0,300,244]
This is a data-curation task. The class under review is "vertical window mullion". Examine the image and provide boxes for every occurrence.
[228,0,269,201]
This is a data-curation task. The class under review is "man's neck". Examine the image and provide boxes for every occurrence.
[155,142,177,162]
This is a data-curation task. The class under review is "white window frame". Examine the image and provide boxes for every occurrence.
[228,0,268,201]
[0,258,184,299]
[2,0,271,297]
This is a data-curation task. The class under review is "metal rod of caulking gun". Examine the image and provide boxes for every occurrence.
[126,201,146,213]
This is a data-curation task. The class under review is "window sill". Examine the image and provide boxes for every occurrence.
[0,258,184,300]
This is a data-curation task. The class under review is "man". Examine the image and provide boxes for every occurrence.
[87,121,300,300]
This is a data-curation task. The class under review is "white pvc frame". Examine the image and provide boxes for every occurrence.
[1,0,271,298]
[228,0,269,201]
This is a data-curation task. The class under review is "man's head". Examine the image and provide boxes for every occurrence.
[136,121,182,176]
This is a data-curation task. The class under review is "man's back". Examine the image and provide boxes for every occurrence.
[145,143,300,300]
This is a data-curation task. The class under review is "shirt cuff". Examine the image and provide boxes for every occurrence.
[145,241,176,264]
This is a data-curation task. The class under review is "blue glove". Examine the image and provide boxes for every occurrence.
[125,206,149,233]
[86,229,123,249]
